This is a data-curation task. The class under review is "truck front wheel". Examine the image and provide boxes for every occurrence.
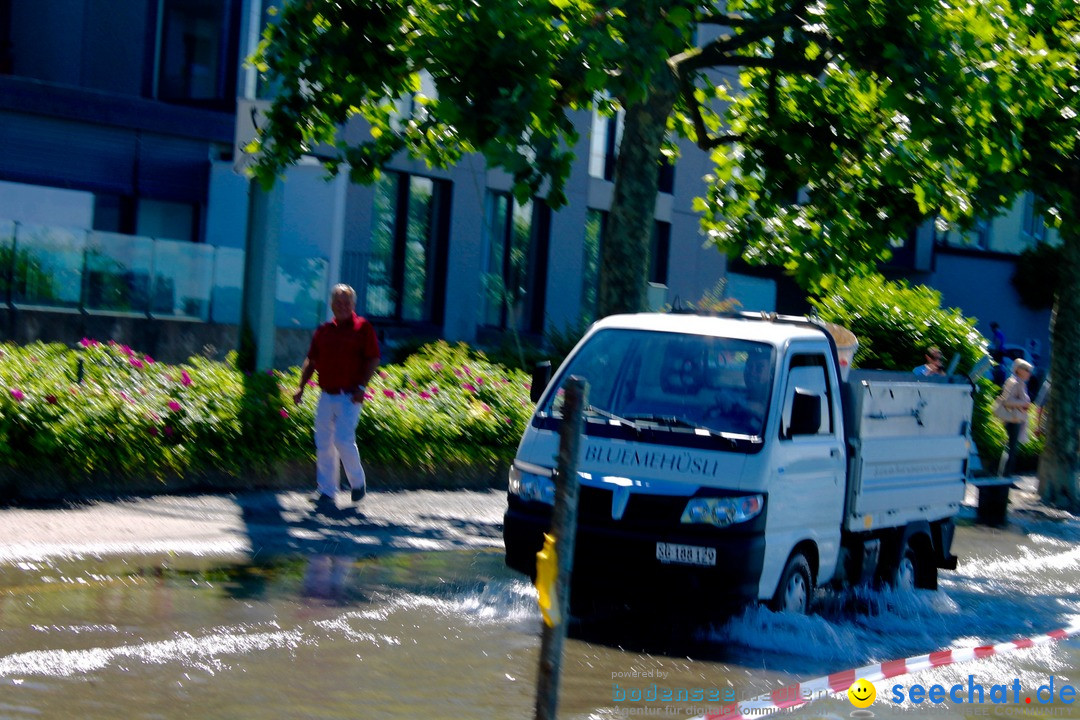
[769,553,812,614]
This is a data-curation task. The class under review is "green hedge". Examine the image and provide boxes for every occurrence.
[0,339,533,493]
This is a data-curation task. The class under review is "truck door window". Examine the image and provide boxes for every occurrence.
[780,355,834,437]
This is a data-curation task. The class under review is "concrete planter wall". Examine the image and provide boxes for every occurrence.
[0,458,511,504]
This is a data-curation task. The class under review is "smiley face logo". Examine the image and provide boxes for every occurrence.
[848,679,876,708]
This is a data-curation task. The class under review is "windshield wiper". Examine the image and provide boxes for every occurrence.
[624,414,702,431]
[584,405,639,429]
[624,414,755,446]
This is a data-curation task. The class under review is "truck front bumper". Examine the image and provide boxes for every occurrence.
[504,502,766,612]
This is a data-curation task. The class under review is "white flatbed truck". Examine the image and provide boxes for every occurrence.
[503,313,974,614]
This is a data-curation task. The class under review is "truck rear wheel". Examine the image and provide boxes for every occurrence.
[890,539,936,591]
[769,553,812,614]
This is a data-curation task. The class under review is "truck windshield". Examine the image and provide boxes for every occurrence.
[543,329,775,439]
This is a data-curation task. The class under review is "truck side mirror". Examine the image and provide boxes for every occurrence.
[531,361,552,403]
[788,389,822,436]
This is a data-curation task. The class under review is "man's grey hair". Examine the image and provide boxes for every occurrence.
[331,283,356,302]
[1012,358,1033,374]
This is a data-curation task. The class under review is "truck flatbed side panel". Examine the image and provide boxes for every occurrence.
[842,372,973,532]
[845,436,967,531]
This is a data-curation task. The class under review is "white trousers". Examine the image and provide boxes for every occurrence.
[314,393,366,497]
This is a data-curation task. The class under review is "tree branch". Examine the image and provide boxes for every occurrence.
[671,11,797,73]
[695,12,752,26]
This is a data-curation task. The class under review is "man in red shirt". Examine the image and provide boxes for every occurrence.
[293,284,380,510]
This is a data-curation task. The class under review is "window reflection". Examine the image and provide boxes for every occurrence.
[481,191,548,333]
[365,171,448,323]
[12,224,85,309]
[85,232,153,314]
[151,239,214,320]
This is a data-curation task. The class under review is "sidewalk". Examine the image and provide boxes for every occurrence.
[0,489,508,564]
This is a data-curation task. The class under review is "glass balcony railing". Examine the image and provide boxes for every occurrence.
[0,219,328,329]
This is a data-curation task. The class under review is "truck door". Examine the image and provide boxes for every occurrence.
[760,351,846,599]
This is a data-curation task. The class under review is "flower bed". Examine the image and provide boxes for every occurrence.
[0,339,532,501]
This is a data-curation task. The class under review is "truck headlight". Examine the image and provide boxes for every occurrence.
[680,495,763,527]
[508,464,555,505]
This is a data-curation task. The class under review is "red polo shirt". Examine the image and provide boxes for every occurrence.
[307,312,380,391]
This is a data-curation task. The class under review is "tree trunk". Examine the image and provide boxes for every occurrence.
[1037,224,1080,511]
[596,73,679,318]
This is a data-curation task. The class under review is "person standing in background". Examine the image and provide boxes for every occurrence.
[294,284,381,512]
[913,346,945,376]
[994,358,1032,477]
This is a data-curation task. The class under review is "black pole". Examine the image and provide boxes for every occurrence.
[533,375,587,720]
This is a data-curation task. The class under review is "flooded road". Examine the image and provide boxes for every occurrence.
[0,483,1077,719]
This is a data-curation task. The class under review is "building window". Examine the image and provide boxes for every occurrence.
[365,172,450,324]
[93,194,198,243]
[581,210,669,321]
[156,0,239,107]
[651,221,670,284]
[480,191,550,333]
[581,210,606,321]
[588,107,675,192]
[1022,192,1046,243]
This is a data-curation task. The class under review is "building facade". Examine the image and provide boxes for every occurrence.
[0,0,1055,366]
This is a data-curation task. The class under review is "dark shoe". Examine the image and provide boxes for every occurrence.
[351,485,367,503]
[314,493,337,513]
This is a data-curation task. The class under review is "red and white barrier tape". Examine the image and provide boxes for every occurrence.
[695,620,1080,720]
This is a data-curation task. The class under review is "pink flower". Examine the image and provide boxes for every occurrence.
[453,369,463,377]
[10,388,25,402]
[476,376,484,385]
[149,412,160,421]
[363,391,374,400]
[419,391,432,400]
[129,357,144,369]
[505,417,513,424]
[168,401,181,412]
[279,409,289,418]
[463,383,477,393]
[119,392,131,403]
[148,427,159,437]
[164,426,174,437]
[383,389,396,398]
[181,370,193,387]
[463,365,472,376]
[266,369,275,375]
[145,356,155,365]
[430,385,439,394]
[46,395,58,405]
[120,345,133,356]
[431,362,443,372]
[480,403,491,413]
[379,370,389,378]
[307,380,317,388]
[79,337,98,348]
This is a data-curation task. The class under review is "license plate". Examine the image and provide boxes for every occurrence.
[656,542,717,566]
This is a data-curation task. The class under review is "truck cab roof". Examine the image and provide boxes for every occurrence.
[592,313,829,350]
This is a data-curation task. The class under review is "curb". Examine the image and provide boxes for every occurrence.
[695,621,1080,719]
